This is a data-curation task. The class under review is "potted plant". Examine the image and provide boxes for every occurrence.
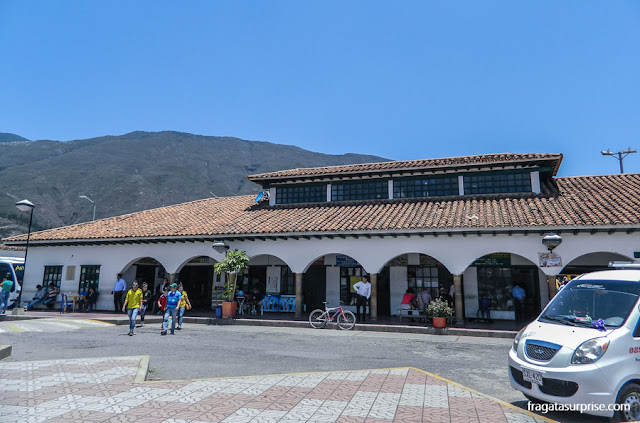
[214,250,249,318]
[426,298,453,329]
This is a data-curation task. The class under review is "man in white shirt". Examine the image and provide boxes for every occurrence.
[352,275,371,322]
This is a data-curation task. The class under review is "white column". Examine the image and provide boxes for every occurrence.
[327,184,332,202]
[370,273,378,321]
[453,274,463,326]
[388,180,394,199]
[458,175,465,195]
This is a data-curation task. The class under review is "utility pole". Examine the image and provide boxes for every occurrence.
[601,148,636,174]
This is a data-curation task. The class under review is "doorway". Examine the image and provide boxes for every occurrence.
[377,268,391,317]
[303,265,326,312]
[178,266,214,310]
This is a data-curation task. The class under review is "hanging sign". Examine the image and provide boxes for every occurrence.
[539,252,562,267]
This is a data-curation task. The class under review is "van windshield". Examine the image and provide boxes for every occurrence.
[540,280,640,328]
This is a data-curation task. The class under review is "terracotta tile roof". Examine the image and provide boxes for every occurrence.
[4,173,640,244]
[248,153,563,182]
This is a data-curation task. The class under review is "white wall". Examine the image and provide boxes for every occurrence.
[20,230,640,314]
[325,266,340,307]
[389,266,407,315]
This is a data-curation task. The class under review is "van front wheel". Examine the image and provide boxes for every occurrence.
[611,383,640,422]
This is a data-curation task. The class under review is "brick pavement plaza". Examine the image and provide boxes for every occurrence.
[0,355,555,423]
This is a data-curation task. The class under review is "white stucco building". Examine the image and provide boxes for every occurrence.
[5,153,640,324]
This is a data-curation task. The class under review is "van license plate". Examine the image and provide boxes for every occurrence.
[522,368,543,386]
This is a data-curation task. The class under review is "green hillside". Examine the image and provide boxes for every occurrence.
[0,131,388,239]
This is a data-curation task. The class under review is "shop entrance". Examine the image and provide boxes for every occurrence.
[178,266,214,310]
[303,265,326,312]
[135,265,158,290]
[476,265,540,322]
[377,268,391,317]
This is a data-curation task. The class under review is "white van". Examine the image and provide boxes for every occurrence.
[508,269,640,422]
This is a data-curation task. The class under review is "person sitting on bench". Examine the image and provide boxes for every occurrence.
[416,289,432,312]
[26,285,47,310]
[400,288,416,310]
[41,283,58,310]
[79,287,99,312]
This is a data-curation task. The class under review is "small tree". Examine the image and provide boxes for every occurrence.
[214,250,249,301]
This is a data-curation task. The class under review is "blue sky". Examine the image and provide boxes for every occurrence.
[1,1,639,176]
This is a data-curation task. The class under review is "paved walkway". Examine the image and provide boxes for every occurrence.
[0,356,554,423]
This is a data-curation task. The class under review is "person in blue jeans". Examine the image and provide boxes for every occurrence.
[139,282,153,327]
[26,284,46,311]
[0,274,13,315]
[122,282,142,336]
[161,283,182,336]
[41,283,58,309]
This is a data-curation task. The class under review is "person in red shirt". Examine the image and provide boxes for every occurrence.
[157,286,169,315]
[401,288,416,310]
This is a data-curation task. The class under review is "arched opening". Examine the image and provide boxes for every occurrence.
[302,253,366,315]
[120,257,167,293]
[463,252,543,324]
[243,255,295,313]
[378,253,453,317]
[560,252,633,277]
[176,256,219,311]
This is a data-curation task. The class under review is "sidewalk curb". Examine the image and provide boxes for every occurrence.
[134,355,150,383]
[0,345,12,360]
[222,318,518,338]
[0,314,45,322]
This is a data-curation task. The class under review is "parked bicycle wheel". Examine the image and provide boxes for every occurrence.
[337,310,356,330]
[309,309,327,329]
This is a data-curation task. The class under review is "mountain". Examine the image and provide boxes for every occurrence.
[0,133,30,143]
[0,131,389,239]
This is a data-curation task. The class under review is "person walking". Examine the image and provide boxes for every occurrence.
[161,283,181,336]
[352,275,371,322]
[139,282,153,327]
[0,274,13,315]
[112,273,126,312]
[157,286,168,315]
[122,281,142,336]
[155,278,169,314]
[176,284,192,330]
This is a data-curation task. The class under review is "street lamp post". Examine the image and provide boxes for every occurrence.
[15,199,35,306]
[601,148,637,174]
[79,195,96,221]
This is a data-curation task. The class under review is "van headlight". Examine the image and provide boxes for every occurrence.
[571,337,609,364]
[512,328,525,351]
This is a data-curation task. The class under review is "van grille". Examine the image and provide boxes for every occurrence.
[525,342,559,361]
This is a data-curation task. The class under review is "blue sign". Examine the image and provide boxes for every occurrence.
[335,255,359,267]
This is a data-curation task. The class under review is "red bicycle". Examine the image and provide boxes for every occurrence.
[309,301,356,330]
